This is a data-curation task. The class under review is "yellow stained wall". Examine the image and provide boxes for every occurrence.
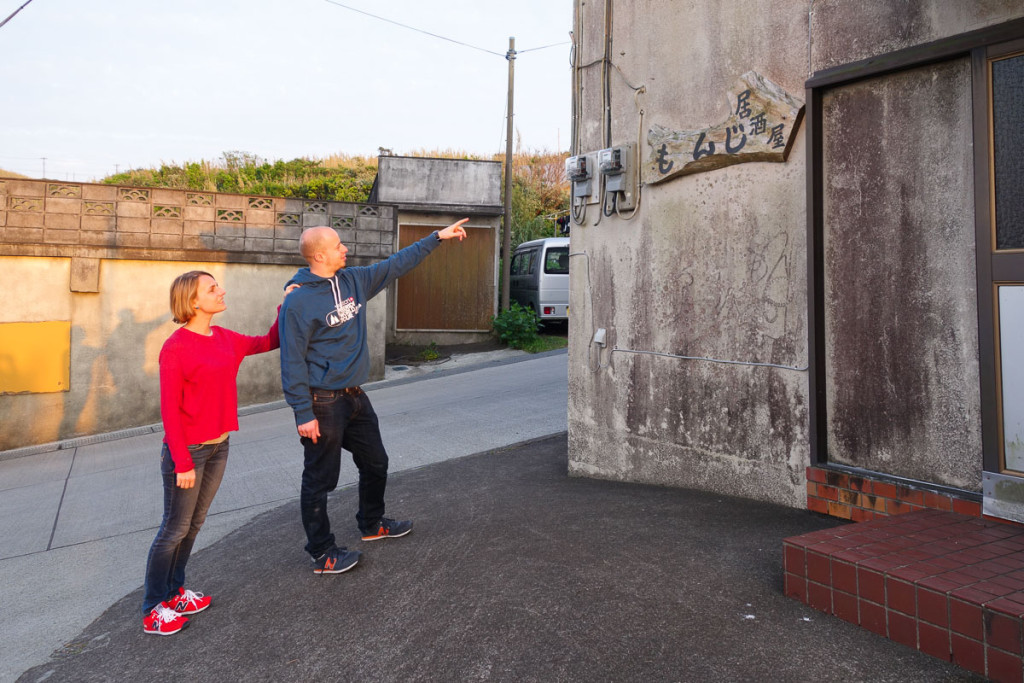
[0,321,71,393]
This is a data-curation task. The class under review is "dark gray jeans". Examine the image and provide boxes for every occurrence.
[142,439,229,614]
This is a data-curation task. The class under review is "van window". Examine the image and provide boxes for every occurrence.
[511,249,538,276]
[544,247,569,274]
[511,252,527,276]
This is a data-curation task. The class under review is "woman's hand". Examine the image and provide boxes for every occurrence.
[283,284,300,301]
[177,469,196,489]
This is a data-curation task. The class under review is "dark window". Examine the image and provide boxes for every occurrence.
[511,252,528,276]
[993,52,1024,250]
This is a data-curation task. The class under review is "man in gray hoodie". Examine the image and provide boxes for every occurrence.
[279,219,469,574]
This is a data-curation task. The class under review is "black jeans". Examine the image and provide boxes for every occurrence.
[300,388,388,558]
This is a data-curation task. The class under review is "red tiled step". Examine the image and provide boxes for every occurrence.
[784,509,1024,682]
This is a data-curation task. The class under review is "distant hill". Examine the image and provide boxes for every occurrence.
[0,168,30,179]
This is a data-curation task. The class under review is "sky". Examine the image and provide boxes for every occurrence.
[0,0,573,181]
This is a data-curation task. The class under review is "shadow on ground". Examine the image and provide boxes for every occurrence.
[21,435,981,682]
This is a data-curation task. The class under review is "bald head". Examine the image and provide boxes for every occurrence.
[300,226,349,276]
[299,227,338,264]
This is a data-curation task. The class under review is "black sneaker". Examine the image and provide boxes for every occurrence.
[312,546,361,574]
[361,518,413,541]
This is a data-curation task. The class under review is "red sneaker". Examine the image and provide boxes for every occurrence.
[168,587,211,615]
[143,604,189,635]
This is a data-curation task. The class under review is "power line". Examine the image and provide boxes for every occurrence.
[0,0,34,30]
[321,0,568,57]
[519,42,569,54]
[322,0,505,57]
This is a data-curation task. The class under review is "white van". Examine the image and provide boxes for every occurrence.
[509,237,569,322]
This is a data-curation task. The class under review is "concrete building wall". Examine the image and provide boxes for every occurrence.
[375,156,502,209]
[566,0,1024,508]
[810,2,1024,70]
[568,0,811,508]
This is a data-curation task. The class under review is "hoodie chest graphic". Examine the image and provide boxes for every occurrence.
[326,296,362,327]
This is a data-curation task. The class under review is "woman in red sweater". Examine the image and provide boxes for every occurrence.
[142,270,289,635]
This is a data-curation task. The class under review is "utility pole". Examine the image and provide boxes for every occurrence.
[501,36,516,311]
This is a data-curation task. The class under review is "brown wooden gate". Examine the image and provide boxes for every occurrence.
[395,224,495,331]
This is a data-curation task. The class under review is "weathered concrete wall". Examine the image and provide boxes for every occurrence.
[375,157,502,210]
[822,59,982,490]
[567,0,811,508]
[810,1,1024,71]
[567,0,1022,508]
[0,256,302,451]
[0,179,395,453]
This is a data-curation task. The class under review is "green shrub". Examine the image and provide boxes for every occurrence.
[491,303,541,350]
[418,341,440,361]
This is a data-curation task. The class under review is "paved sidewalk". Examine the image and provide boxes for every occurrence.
[0,348,559,683]
[18,435,981,682]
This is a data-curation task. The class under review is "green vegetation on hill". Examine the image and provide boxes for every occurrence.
[102,149,570,248]
[103,151,379,203]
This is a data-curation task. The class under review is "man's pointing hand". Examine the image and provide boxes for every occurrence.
[438,218,470,241]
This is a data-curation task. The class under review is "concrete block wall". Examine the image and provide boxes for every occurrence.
[0,178,396,266]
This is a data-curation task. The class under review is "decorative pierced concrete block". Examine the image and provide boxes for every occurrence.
[118,188,150,202]
[153,205,182,218]
[9,197,43,212]
[47,183,82,198]
[84,201,114,216]
[216,209,243,222]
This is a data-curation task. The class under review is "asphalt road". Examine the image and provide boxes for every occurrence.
[18,433,981,683]
[0,349,568,683]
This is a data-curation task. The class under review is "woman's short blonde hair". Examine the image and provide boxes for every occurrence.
[169,271,213,324]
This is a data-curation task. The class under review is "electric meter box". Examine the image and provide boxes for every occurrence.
[565,152,599,203]
[597,143,637,211]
